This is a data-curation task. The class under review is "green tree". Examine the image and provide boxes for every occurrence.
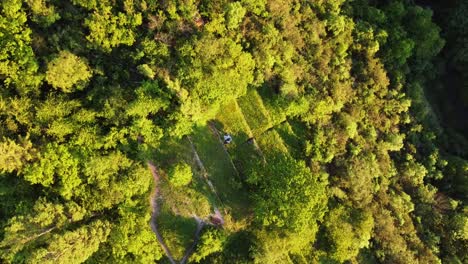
[25,0,60,27]
[175,35,255,124]
[323,206,374,262]
[0,136,35,174]
[191,227,227,263]
[23,143,81,200]
[168,162,192,187]
[226,2,246,30]
[92,203,163,263]
[85,5,142,52]
[0,198,80,259]
[45,51,92,92]
[25,220,110,264]
[247,154,328,231]
[0,0,42,94]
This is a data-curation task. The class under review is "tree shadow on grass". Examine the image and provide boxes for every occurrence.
[156,207,198,260]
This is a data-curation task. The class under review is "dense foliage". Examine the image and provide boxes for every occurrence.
[0,0,466,263]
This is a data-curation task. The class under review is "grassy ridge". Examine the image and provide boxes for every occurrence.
[275,120,308,158]
[237,89,272,137]
[215,99,253,145]
[154,137,214,257]
[154,137,215,217]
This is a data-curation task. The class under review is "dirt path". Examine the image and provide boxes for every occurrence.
[147,156,223,264]
[179,217,206,264]
[187,135,226,222]
[186,136,225,208]
[147,161,177,264]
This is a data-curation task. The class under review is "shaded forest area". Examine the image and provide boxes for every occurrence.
[417,0,468,145]
[0,0,467,263]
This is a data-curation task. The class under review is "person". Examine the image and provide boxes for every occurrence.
[223,134,232,144]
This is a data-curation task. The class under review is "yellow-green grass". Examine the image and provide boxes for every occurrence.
[237,89,272,137]
[214,99,261,177]
[191,125,250,219]
[215,99,253,146]
[159,176,212,219]
[229,139,263,177]
[263,101,287,128]
[153,136,193,170]
[155,136,216,218]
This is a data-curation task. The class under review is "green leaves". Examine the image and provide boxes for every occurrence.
[26,220,110,264]
[104,204,163,262]
[247,154,328,231]
[0,198,79,259]
[226,2,246,30]
[85,5,142,52]
[323,206,374,262]
[0,136,35,174]
[191,227,227,263]
[168,162,192,187]
[23,143,81,199]
[176,35,255,124]
[0,0,42,94]
[45,51,92,92]
[25,0,60,27]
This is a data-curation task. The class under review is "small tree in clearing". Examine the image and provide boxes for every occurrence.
[168,162,192,187]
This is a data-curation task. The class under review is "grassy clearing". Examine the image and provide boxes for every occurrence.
[214,99,261,177]
[229,139,263,177]
[154,137,216,218]
[157,203,198,260]
[214,99,253,145]
[153,136,217,260]
[191,125,250,219]
[237,89,272,137]
[159,177,212,218]
[153,136,193,168]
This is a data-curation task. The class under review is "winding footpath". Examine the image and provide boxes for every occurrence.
[147,161,177,264]
[146,132,227,264]
[179,217,206,264]
[147,152,224,263]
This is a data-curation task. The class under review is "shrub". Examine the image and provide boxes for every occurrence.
[45,51,92,92]
[168,162,192,187]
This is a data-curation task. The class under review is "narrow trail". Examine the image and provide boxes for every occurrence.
[147,161,177,264]
[179,217,206,264]
[186,136,225,208]
[147,150,224,264]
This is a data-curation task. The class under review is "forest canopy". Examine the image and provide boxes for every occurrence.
[0,0,467,263]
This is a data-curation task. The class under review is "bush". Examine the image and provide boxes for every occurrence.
[168,162,192,187]
[45,51,92,92]
[190,227,227,263]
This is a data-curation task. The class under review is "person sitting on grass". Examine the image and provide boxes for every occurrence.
[223,134,232,144]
